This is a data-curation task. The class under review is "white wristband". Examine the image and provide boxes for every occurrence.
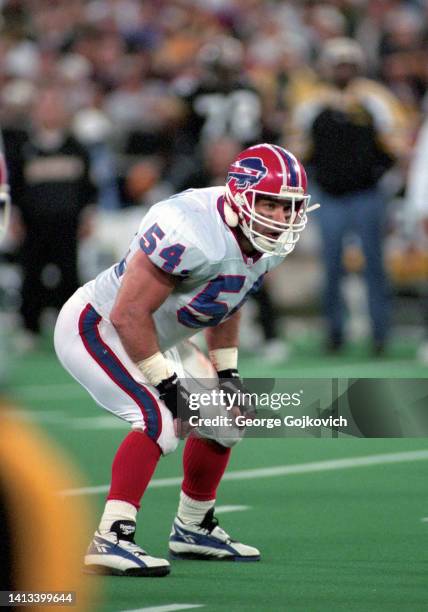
[208,347,238,371]
[137,351,173,386]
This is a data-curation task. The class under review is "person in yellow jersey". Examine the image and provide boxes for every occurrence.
[0,405,94,610]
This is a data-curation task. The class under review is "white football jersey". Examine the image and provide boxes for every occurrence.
[81,187,284,350]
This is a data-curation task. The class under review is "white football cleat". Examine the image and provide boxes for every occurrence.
[169,508,260,562]
[84,520,170,577]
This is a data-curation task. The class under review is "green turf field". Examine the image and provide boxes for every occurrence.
[4,337,428,612]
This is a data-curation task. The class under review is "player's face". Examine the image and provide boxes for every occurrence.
[253,197,297,239]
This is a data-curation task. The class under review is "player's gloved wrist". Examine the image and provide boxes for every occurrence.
[155,373,193,421]
[217,369,255,415]
[217,368,240,381]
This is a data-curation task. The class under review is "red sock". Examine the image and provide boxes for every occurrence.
[107,430,161,509]
[182,436,231,501]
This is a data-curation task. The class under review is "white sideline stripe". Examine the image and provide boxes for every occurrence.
[5,409,69,424]
[12,383,86,401]
[215,505,249,514]
[60,450,428,496]
[119,605,204,612]
[71,416,129,430]
[421,517,428,523]
[6,410,128,430]
[62,484,109,496]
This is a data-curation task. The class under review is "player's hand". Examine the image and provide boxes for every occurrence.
[155,373,195,438]
[217,369,256,419]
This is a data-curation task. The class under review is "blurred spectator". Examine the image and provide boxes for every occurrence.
[306,3,348,52]
[102,52,182,202]
[124,156,171,208]
[72,106,121,211]
[173,136,241,190]
[7,82,96,350]
[172,35,267,159]
[378,5,427,131]
[404,114,428,364]
[288,37,410,354]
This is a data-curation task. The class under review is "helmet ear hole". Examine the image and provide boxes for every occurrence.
[223,202,239,227]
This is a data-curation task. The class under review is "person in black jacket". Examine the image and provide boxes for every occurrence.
[8,82,96,347]
[288,38,409,354]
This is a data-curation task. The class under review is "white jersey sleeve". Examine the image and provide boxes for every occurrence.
[136,198,209,277]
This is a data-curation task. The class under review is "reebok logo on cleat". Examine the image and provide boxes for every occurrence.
[182,534,196,544]
[173,525,196,544]
[110,520,137,541]
[118,523,135,536]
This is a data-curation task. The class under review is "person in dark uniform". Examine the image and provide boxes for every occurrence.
[172,36,267,161]
[8,82,96,346]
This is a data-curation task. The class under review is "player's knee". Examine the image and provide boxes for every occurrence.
[131,419,179,455]
[158,433,180,455]
[156,417,180,455]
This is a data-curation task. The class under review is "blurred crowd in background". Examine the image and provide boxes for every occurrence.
[1,0,428,363]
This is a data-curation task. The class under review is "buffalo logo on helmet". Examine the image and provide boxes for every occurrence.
[227,157,267,190]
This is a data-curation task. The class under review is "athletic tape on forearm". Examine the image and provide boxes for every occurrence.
[208,347,238,372]
[137,352,173,386]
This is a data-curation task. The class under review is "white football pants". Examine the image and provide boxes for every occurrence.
[54,288,243,454]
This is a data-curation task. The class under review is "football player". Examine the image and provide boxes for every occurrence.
[54,143,318,576]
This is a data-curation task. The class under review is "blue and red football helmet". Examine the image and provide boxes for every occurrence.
[225,143,318,257]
